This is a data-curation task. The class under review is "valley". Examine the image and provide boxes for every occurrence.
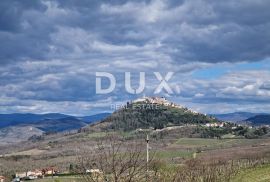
[1,97,270,181]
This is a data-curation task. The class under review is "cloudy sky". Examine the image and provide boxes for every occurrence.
[1,0,270,115]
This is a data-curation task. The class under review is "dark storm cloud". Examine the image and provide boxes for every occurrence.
[0,0,270,114]
[1,0,270,64]
[0,0,46,32]
[0,0,50,64]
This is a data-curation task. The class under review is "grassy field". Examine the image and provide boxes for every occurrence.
[85,132,108,138]
[154,150,193,159]
[174,138,264,150]
[33,176,83,182]
[1,148,47,156]
[2,131,270,181]
[84,131,135,139]
[232,164,270,182]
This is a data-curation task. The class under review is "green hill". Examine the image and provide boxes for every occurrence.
[91,97,219,131]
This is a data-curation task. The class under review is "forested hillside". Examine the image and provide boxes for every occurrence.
[96,98,219,131]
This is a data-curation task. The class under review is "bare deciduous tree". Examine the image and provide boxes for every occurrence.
[76,134,154,182]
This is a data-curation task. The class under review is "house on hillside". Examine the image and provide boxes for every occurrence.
[0,176,5,182]
[42,167,57,175]
[205,122,224,127]
[86,169,102,174]
[133,96,183,109]
[28,170,43,177]
[16,169,43,179]
[86,169,103,179]
[15,172,27,178]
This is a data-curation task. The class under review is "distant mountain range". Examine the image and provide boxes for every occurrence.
[0,113,70,128]
[0,112,111,145]
[213,112,270,126]
[212,112,267,122]
[0,113,111,130]
[244,114,270,126]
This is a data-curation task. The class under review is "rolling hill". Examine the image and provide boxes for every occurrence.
[0,113,111,129]
[244,114,270,126]
[0,113,111,145]
[24,116,87,132]
[78,113,111,124]
[212,112,265,122]
[0,126,43,145]
[0,113,70,128]
[89,97,219,131]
